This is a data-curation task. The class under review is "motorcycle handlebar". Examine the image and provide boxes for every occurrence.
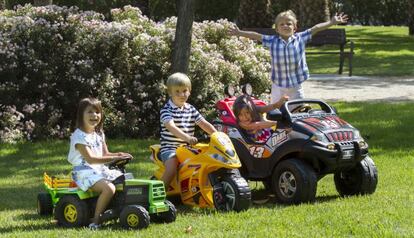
[197,134,210,143]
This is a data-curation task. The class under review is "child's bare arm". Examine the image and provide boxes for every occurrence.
[240,120,276,131]
[76,144,122,164]
[197,118,217,135]
[164,120,197,144]
[310,12,348,35]
[257,95,289,113]
[228,25,263,42]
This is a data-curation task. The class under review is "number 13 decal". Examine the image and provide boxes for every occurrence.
[249,146,265,158]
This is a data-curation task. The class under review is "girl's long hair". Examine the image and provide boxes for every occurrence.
[75,97,104,133]
[232,95,261,123]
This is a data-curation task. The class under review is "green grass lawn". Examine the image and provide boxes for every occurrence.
[307,26,414,76]
[1,102,413,237]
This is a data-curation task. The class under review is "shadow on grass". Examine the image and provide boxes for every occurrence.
[0,186,43,210]
[248,189,340,209]
[0,212,56,233]
[165,188,341,215]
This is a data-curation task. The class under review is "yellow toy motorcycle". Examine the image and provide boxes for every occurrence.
[150,132,251,212]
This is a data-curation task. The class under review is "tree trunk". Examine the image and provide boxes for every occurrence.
[409,0,414,35]
[171,0,195,74]
[236,0,273,28]
[292,0,330,29]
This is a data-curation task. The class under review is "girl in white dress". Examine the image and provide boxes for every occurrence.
[67,97,132,229]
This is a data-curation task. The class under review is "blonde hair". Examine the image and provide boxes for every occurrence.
[274,10,297,27]
[166,72,192,94]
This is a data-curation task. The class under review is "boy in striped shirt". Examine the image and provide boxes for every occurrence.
[159,72,217,189]
[229,10,348,104]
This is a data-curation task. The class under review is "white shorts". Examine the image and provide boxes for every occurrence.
[271,83,305,103]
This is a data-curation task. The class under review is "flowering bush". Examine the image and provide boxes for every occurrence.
[0,5,271,143]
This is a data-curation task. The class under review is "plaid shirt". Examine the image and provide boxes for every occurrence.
[262,29,312,88]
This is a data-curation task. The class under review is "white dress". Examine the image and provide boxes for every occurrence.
[67,129,123,191]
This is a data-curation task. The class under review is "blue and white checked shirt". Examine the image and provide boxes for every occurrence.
[262,29,312,88]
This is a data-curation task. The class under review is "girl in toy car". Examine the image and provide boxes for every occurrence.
[233,95,288,142]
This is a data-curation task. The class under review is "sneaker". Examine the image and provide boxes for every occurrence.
[88,223,101,230]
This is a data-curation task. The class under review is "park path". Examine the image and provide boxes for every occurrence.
[303,74,414,102]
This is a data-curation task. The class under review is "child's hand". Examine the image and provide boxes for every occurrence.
[117,152,133,159]
[228,25,240,36]
[278,95,289,104]
[331,12,348,25]
[186,136,198,145]
[275,95,289,108]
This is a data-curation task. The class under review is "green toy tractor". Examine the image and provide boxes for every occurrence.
[37,158,176,229]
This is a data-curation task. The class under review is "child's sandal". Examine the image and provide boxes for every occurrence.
[88,223,101,230]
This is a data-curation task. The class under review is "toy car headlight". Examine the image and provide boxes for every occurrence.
[310,132,330,143]
[358,140,368,148]
[353,130,362,140]
[225,148,235,157]
[209,153,228,163]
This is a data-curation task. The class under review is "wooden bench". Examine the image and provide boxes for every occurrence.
[243,28,354,76]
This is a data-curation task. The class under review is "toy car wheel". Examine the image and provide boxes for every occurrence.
[272,158,317,204]
[37,192,53,216]
[151,200,177,223]
[334,156,378,196]
[213,175,251,212]
[120,205,150,229]
[55,195,89,227]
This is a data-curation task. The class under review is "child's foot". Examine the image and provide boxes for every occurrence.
[88,223,101,230]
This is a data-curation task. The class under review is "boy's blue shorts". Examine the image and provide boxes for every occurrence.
[160,151,176,162]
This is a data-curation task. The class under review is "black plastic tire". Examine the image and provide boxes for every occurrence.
[37,192,53,216]
[334,156,378,196]
[271,158,317,204]
[120,205,150,229]
[213,175,251,212]
[55,195,89,227]
[151,200,177,223]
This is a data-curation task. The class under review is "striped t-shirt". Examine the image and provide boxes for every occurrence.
[160,99,203,154]
[262,29,312,88]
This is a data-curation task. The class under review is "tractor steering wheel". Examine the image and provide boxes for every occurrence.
[105,156,132,170]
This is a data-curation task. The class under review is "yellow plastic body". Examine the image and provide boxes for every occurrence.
[150,132,241,208]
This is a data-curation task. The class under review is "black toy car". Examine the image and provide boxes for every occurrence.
[213,85,378,204]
